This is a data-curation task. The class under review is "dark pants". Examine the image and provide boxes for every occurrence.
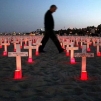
[39,29,63,52]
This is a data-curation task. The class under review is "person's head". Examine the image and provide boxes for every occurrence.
[49,5,57,13]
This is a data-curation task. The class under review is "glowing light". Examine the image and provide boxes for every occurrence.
[35,51,39,56]
[11,38,19,51]
[14,49,16,52]
[0,45,2,48]
[80,71,88,80]
[24,41,35,63]
[86,39,91,52]
[33,39,42,56]
[8,44,28,80]
[1,39,10,56]
[97,52,101,56]
[70,58,76,64]
[20,38,23,49]
[20,46,22,49]
[74,45,94,81]
[3,51,7,56]
[66,52,69,56]
[14,70,22,79]
[87,48,90,52]
[27,58,34,63]
[95,39,101,56]
[68,42,78,63]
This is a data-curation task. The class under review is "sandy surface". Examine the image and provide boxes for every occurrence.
[0,38,101,101]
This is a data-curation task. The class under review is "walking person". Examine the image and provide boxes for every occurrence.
[39,5,64,53]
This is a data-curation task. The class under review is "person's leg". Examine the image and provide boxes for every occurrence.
[39,32,49,51]
[49,30,64,52]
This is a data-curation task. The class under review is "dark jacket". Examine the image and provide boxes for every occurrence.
[44,10,54,30]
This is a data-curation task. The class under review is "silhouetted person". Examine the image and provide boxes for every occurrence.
[39,5,64,53]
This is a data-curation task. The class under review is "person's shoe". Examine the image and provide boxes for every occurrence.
[59,49,65,53]
[39,50,46,53]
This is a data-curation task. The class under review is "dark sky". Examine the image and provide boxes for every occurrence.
[0,0,101,32]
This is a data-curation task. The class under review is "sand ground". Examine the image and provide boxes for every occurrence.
[0,39,101,101]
